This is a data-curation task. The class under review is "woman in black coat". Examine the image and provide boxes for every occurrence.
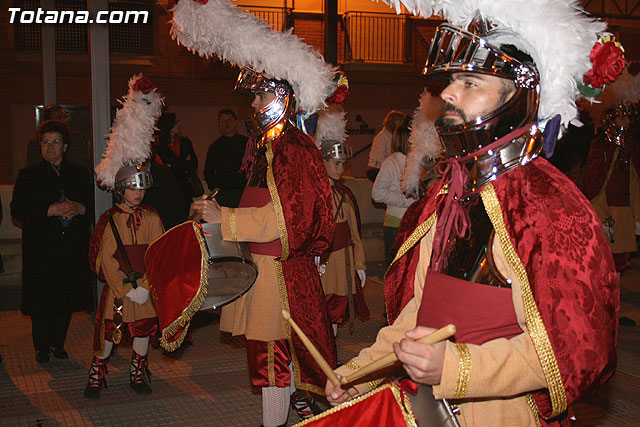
[154,111,200,208]
[11,120,93,363]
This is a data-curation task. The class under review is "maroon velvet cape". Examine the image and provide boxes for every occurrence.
[580,134,640,205]
[267,127,337,393]
[385,158,619,425]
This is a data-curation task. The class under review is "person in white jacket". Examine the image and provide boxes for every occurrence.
[372,126,416,267]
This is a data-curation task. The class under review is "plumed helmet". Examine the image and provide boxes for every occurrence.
[235,67,295,138]
[114,164,153,192]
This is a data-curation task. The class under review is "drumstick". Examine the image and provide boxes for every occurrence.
[341,324,456,385]
[188,188,219,221]
[282,310,341,386]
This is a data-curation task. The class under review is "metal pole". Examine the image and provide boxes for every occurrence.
[88,0,112,306]
[324,0,338,65]
[41,0,56,105]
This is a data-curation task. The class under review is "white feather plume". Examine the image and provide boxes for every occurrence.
[402,90,443,197]
[171,0,336,114]
[315,105,347,149]
[382,0,607,129]
[95,74,164,190]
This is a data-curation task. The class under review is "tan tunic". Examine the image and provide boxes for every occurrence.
[218,203,287,342]
[590,162,640,253]
[98,206,163,323]
[321,187,365,296]
[336,222,547,426]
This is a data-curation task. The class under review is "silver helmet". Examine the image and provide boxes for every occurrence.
[235,67,295,140]
[321,140,352,161]
[114,164,153,192]
[424,13,540,158]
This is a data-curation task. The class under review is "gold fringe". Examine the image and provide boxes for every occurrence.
[158,221,210,352]
[453,343,471,399]
[481,184,567,418]
[292,383,416,426]
[266,142,290,261]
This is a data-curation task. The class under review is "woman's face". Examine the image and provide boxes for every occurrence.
[325,159,347,182]
[40,132,67,165]
[123,188,146,207]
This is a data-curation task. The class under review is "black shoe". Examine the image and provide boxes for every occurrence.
[36,350,50,363]
[84,383,101,399]
[130,381,152,395]
[51,348,69,359]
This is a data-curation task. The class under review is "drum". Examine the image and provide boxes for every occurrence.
[199,222,258,311]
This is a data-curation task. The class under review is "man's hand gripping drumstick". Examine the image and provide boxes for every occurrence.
[326,324,456,406]
[190,189,220,223]
[281,310,341,386]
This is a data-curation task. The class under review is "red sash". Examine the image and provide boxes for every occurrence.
[238,186,282,256]
[417,270,522,345]
[113,244,148,275]
[328,221,351,252]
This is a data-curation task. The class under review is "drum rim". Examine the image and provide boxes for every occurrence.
[202,257,258,311]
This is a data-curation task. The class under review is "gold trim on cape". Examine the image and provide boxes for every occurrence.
[265,141,290,261]
[158,221,210,352]
[527,394,542,427]
[481,184,567,418]
[453,342,471,399]
[292,383,417,427]
[268,341,276,386]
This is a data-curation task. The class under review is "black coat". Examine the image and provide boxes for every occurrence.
[11,161,93,316]
[156,136,199,203]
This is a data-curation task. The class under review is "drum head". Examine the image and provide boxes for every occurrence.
[200,257,257,311]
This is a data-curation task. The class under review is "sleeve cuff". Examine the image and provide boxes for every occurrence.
[433,341,472,400]
[220,207,237,241]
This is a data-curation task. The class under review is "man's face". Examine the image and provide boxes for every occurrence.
[251,90,276,113]
[438,73,514,128]
[218,114,237,137]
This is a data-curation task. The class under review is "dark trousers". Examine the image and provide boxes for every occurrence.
[31,311,71,352]
[383,226,399,268]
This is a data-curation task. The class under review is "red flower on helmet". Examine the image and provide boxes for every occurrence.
[132,77,155,94]
[583,36,626,89]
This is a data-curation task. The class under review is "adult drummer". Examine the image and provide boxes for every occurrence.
[322,2,619,426]
[191,67,336,426]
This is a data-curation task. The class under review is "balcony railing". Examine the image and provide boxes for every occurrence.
[13,0,154,55]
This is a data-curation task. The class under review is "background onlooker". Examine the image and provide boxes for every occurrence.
[142,159,189,230]
[372,126,415,267]
[366,110,405,182]
[11,119,93,363]
[203,108,248,207]
[154,111,201,206]
[26,104,93,173]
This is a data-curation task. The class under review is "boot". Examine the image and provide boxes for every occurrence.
[84,357,109,399]
[130,351,152,395]
[290,390,322,421]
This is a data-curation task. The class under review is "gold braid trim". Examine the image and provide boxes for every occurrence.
[345,360,362,371]
[159,221,210,352]
[229,208,238,241]
[453,343,471,399]
[268,341,276,386]
[387,212,437,272]
[481,184,567,418]
[266,141,290,261]
[527,394,542,427]
[292,383,417,426]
